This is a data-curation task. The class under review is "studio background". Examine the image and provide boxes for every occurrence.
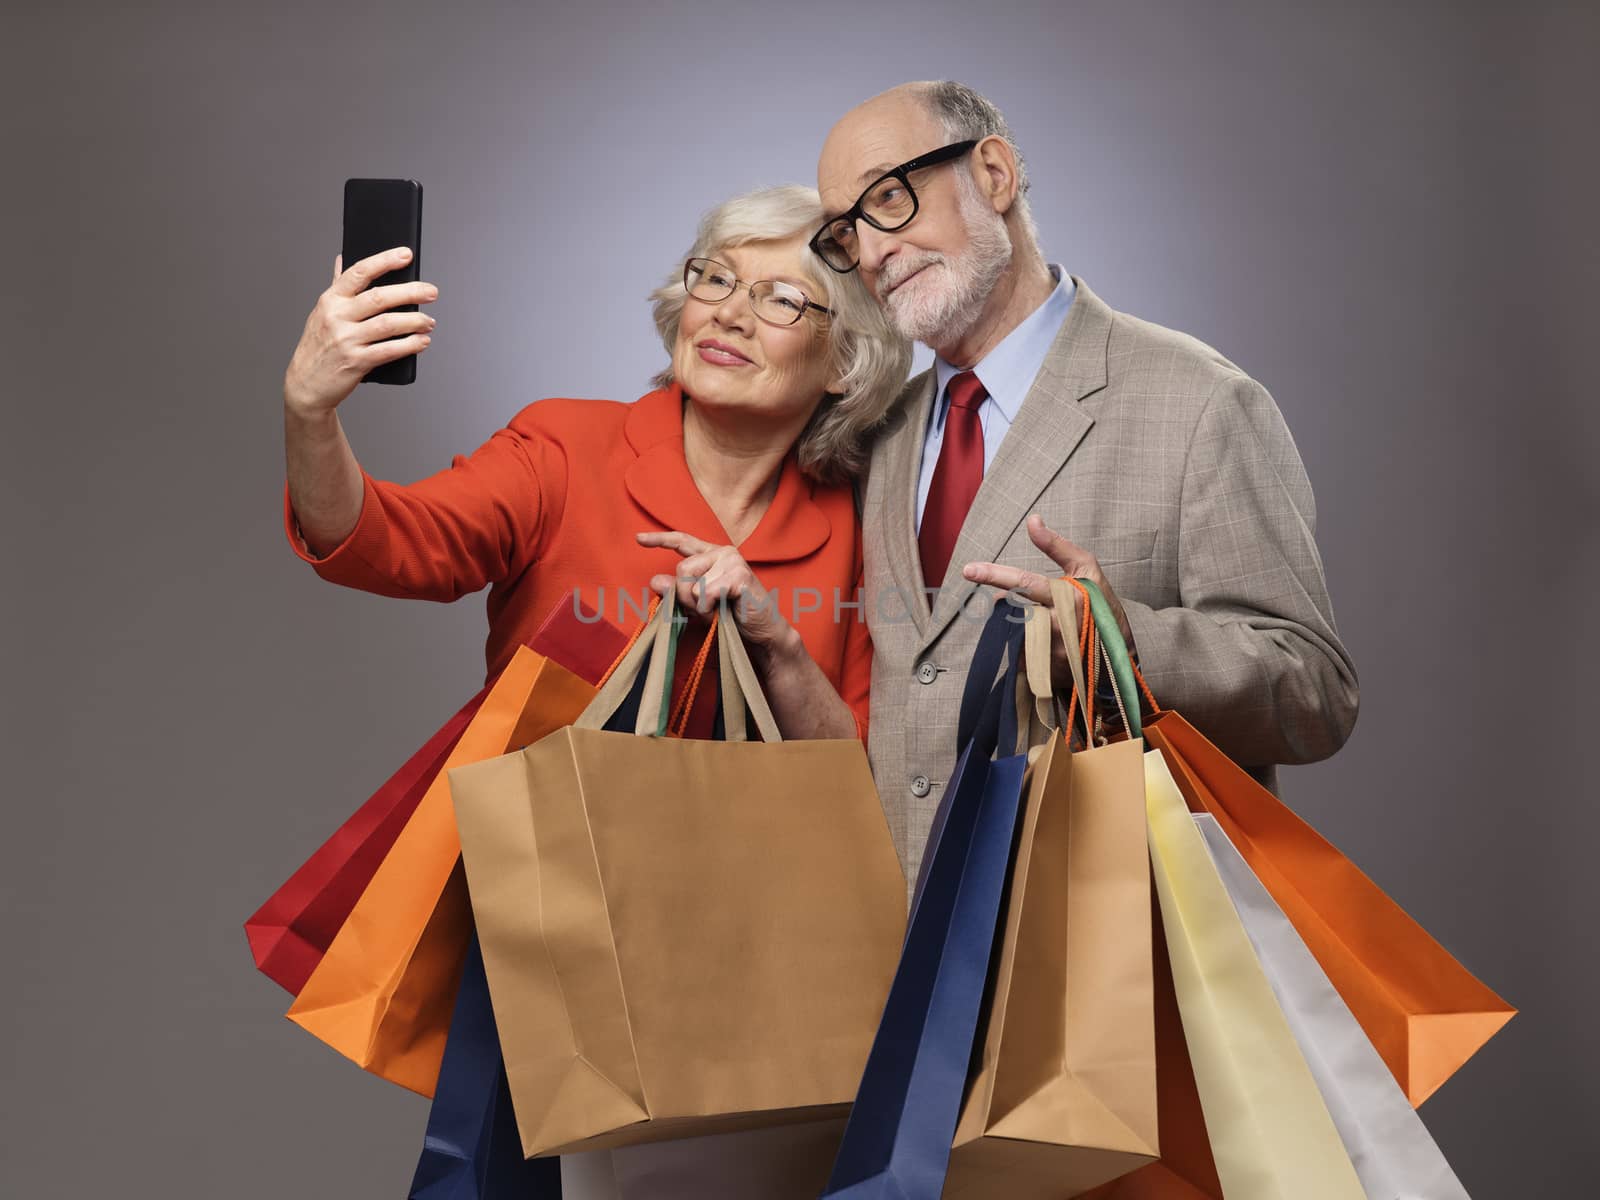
[3,1,1594,1196]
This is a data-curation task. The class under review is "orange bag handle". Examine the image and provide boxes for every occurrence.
[1056,577,1100,741]
[595,593,714,738]
[597,594,658,690]
[1063,575,1163,726]
[667,610,718,737]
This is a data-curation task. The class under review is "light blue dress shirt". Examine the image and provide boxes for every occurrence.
[915,266,1077,530]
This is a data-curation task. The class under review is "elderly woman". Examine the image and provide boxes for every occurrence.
[284,187,908,1195]
[283,185,910,736]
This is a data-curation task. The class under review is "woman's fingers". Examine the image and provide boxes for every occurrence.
[351,309,436,346]
[332,246,414,297]
[358,331,432,368]
[637,530,714,557]
[352,279,440,319]
[639,537,776,625]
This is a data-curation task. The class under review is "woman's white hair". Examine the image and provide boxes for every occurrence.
[650,184,911,485]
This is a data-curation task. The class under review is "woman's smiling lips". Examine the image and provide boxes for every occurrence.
[696,339,754,366]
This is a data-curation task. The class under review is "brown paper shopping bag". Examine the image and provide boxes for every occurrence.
[946,591,1159,1197]
[450,593,906,1159]
[285,646,596,1095]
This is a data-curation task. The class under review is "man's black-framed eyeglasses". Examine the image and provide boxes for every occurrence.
[809,139,978,274]
[682,258,835,327]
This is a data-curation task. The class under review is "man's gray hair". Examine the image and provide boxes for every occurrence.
[917,81,1040,246]
[651,185,912,485]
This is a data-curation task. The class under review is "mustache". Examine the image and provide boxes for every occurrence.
[878,251,946,293]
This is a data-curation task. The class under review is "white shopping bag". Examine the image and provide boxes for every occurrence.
[1195,814,1472,1200]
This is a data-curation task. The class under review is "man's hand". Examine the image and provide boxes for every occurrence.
[962,514,1136,690]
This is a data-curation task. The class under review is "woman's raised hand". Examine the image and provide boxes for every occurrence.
[284,248,438,416]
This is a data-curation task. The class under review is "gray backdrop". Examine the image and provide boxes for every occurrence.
[3,1,1594,1196]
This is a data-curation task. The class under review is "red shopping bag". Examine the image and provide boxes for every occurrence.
[246,688,487,994]
[245,597,629,996]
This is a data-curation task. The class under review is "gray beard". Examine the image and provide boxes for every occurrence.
[881,192,1013,347]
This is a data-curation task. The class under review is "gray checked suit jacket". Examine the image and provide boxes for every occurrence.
[861,278,1358,891]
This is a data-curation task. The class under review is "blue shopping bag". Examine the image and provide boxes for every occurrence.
[408,934,561,1199]
[824,599,1031,1199]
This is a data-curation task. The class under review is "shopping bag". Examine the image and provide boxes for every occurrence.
[1075,574,1516,1109]
[1195,814,1471,1199]
[1148,708,1513,1106]
[1072,582,1359,1195]
[409,934,562,1199]
[821,599,1030,1199]
[1075,895,1223,1200]
[945,588,1158,1196]
[246,688,486,995]
[1145,746,1365,1198]
[286,645,597,1095]
[247,597,629,999]
[449,590,906,1158]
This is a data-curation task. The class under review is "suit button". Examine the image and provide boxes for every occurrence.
[916,661,938,684]
[910,774,931,798]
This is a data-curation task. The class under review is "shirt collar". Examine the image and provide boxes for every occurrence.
[932,264,1076,428]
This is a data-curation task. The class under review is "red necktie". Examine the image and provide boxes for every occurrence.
[919,370,987,587]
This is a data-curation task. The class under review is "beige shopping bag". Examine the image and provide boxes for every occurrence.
[449,593,906,1159]
[947,591,1159,1196]
[1145,747,1364,1199]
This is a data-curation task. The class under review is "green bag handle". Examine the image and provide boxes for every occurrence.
[1079,579,1142,741]
[575,590,688,737]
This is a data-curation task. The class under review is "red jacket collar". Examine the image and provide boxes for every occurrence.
[623,384,831,565]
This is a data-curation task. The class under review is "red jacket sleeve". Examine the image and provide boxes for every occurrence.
[840,562,873,742]
[284,412,568,602]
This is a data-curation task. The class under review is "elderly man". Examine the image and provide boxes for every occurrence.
[815,81,1358,886]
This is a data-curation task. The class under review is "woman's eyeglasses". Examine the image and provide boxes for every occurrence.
[683,258,835,327]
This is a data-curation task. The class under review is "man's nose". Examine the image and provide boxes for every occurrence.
[857,224,900,285]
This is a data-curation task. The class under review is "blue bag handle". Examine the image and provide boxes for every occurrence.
[955,597,1027,755]
[909,599,1025,914]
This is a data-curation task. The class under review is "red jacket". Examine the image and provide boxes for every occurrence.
[285,384,872,738]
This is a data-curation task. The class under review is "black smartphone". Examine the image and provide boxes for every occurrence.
[341,178,423,385]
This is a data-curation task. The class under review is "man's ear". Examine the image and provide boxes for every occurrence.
[972,135,1021,215]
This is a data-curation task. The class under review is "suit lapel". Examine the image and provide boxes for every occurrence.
[878,371,938,637]
[923,279,1114,645]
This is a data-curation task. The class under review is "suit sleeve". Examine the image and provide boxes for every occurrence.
[1121,374,1358,766]
[283,409,568,602]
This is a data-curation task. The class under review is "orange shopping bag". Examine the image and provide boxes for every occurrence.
[1142,710,1513,1106]
[1077,579,1515,1108]
[285,647,596,1095]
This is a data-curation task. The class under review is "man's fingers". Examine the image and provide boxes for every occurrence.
[332,254,342,284]
[1026,513,1093,573]
[332,246,414,297]
[962,561,1053,605]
